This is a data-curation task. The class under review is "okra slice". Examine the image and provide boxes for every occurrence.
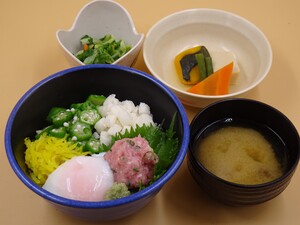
[35,125,53,139]
[87,94,106,106]
[79,109,101,126]
[70,121,92,141]
[49,126,67,138]
[84,138,102,153]
[47,107,73,127]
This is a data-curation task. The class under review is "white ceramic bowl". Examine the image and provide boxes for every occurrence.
[57,0,144,67]
[143,8,272,108]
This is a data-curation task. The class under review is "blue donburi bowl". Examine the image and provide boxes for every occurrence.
[5,64,190,221]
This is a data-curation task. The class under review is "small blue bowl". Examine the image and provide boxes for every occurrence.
[5,65,190,221]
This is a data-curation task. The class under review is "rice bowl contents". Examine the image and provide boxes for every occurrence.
[24,94,179,202]
[43,155,114,201]
[104,135,159,188]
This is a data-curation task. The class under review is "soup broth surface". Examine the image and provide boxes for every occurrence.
[195,120,285,185]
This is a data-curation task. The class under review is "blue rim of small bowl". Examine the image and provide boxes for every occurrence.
[5,64,190,209]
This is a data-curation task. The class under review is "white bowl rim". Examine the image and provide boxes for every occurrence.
[143,8,273,99]
[56,0,144,66]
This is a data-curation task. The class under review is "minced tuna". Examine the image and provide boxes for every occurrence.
[104,135,159,189]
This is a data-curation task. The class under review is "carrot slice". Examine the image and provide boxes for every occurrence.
[83,43,89,51]
[187,62,234,95]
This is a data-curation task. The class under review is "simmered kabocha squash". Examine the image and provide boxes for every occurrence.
[174,46,214,85]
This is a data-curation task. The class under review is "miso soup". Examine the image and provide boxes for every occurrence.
[195,119,286,185]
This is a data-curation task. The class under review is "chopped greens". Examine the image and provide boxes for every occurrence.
[75,34,132,64]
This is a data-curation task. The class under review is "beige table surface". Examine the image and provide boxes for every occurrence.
[1,0,300,224]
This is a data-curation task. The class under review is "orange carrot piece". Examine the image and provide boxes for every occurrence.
[83,43,89,51]
[187,62,234,95]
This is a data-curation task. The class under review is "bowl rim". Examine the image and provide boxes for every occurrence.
[143,8,273,99]
[56,0,144,66]
[188,98,300,188]
[5,64,190,208]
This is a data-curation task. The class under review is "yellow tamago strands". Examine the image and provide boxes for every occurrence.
[24,134,88,185]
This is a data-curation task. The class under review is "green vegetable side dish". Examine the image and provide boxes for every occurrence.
[29,94,180,188]
[75,34,132,64]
